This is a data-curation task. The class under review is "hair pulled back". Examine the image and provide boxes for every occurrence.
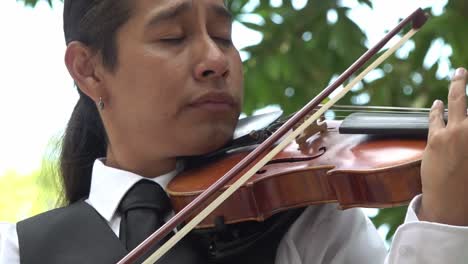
[60,0,132,204]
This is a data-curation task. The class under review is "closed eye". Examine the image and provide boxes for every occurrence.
[160,36,186,45]
[213,36,233,47]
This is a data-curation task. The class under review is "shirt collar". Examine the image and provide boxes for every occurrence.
[86,159,179,222]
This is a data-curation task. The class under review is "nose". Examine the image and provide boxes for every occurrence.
[193,37,229,81]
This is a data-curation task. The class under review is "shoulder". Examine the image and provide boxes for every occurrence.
[19,202,84,224]
[17,201,93,239]
[15,201,105,263]
[17,201,101,248]
[0,205,84,263]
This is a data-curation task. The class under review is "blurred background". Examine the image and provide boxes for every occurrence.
[1,0,466,246]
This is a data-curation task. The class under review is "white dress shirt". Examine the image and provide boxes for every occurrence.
[1,159,468,263]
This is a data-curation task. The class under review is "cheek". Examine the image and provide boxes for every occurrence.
[111,54,185,109]
[107,64,185,139]
[230,54,245,102]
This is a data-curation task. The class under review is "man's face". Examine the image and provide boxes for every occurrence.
[100,0,243,160]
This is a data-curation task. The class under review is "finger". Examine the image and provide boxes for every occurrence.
[447,67,467,125]
[428,99,445,139]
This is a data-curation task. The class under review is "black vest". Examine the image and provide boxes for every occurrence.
[17,201,304,264]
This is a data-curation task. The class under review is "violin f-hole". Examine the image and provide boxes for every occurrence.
[256,147,327,174]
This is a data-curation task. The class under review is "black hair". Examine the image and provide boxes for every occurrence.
[59,0,132,205]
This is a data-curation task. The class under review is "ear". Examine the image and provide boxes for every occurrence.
[64,41,107,102]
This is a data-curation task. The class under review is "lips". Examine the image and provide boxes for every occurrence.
[189,92,237,110]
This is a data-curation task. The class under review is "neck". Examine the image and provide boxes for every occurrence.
[105,147,177,178]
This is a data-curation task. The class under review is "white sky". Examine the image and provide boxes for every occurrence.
[0,0,448,175]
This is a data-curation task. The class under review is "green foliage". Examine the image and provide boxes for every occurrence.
[0,171,38,222]
[18,0,55,8]
[233,0,466,116]
[12,0,468,243]
[372,206,407,241]
[0,159,61,222]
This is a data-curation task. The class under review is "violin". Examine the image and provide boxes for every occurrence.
[118,8,429,264]
[168,107,427,228]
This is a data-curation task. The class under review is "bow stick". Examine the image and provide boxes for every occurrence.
[118,7,428,264]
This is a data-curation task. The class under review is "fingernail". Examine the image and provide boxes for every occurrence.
[452,67,467,80]
[432,100,442,108]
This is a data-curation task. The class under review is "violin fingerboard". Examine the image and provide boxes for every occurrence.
[338,112,446,136]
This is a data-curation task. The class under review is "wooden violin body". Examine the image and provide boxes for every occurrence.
[167,119,425,228]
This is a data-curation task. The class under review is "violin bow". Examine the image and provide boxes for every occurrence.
[118,8,428,264]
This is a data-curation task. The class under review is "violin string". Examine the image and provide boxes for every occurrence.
[324,104,433,112]
[283,105,450,123]
[327,112,430,120]
[312,105,455,121]
[325,104,456,113]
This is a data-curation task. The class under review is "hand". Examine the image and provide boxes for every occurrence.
[419,67,468,226]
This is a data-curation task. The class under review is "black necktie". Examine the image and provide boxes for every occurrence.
[118,180,171,251]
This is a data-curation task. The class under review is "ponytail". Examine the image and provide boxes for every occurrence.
[58,0,132,205]
[59,92,107,204]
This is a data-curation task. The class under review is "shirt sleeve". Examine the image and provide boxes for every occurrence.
[275,204,387,264]
[0,223,20,264]
[387,195,468,263]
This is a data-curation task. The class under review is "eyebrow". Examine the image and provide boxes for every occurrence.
[145,2,232,29]
[145,2,192,29]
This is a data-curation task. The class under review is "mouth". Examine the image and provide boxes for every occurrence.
[188,92,238,112]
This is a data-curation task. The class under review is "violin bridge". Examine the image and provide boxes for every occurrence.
[295,116,327,147]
